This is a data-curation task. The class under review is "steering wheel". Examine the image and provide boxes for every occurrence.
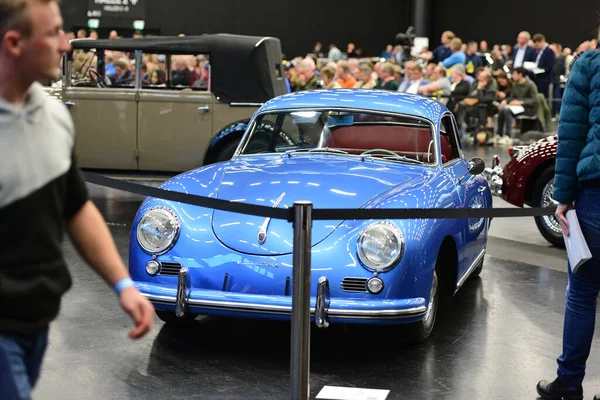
[360,148,398,157]
[88,69,107,88]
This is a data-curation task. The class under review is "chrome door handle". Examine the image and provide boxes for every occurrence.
[65,101,76,108]
[197,106,209,112]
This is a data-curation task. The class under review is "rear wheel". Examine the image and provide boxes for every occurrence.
[155,310,197,325]
[533,166,564,247]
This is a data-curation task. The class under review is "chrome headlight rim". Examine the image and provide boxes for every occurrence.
[356,221,405,273]
[136,206,181,255]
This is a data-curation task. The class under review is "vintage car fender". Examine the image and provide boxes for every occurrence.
[500,135,557,207]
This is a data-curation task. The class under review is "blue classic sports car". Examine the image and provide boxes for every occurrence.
[129,89,491,342]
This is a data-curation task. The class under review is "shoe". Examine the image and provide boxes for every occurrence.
[536,377,583,400]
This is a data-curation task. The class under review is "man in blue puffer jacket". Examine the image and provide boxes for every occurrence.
[536,44,600,400]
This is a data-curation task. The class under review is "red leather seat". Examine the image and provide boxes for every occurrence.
[326,125,454,163]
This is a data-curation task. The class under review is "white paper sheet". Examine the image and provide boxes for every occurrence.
[523,61,546,74]
[563,210,593,273]
[316,385,390,400]
[508,105,525,115]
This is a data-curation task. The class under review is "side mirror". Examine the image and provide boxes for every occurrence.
[468,157,485,175]
[458,157,485,183]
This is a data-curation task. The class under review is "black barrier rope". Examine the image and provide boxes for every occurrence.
[83,171,556,222]
[83,171,290,220]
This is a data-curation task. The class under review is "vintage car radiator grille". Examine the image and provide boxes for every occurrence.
[159,262,183,276]
[341,277,368,293]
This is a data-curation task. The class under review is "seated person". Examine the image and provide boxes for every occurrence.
[400,64,429,94]
[456,68,497,140]
[149,69,166,86]
[374,62,399,91]
[496,67,539,139]
[446,64,471,115]
[417,65,451,104]
[321,65,342,88]
[171,57,193,87]
[354,65,377,89]
[112,58,133,85]
[492,70,512,107]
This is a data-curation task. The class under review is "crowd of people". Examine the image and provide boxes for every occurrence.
[68,27,597,146]
[284,31,598,146]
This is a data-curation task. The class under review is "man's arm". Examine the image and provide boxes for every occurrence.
[67,200,154,339]
[417,81,440,95]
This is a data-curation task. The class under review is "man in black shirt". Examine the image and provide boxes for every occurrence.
[0,1,154,398]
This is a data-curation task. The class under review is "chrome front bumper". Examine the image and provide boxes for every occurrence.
[142,268,427,327]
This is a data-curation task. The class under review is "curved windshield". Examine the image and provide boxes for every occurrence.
[239,109,438,165]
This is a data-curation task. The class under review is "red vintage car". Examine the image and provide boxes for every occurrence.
[485,135,562,246]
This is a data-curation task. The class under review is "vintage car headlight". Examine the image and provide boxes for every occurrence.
[136,207,180,254]
[356,222,404,272]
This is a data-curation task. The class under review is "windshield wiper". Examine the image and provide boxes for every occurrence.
[282,148,349,157]
[361,154,425,165]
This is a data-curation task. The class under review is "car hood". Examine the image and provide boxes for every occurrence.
[211,155,423,255]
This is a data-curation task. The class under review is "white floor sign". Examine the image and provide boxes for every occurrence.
[316,385,390,400]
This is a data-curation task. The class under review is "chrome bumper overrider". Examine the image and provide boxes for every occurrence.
[143,268,427,326]
[483,155,503,197]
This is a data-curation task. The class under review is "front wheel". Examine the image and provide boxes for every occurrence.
[405,270,439,343]
[533,166,564,247]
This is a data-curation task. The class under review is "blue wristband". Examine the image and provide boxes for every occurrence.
[114,278,134,295]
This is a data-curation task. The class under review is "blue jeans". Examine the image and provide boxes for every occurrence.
[0,328,49,400]
[557,187,600,386]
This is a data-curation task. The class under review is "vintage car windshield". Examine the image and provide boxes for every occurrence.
[239,110,437,165]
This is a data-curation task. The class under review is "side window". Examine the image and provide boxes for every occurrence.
[142,53,167,87]
[440,115,461,164]
[69,49,135,88]
[141,53,210,90]
[171,54,210,90]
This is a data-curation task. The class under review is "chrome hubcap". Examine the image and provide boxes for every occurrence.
[540,178,561,235]
[423,271,438,326]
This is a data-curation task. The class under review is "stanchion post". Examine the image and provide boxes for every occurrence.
[290,201,313,400]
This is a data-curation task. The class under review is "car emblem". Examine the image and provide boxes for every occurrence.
[258,192,286,244]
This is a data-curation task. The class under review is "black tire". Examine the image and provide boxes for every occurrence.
[155,310,197,325]
[214,140,241,163]
[532,165,565,247]
[405,268,439,343]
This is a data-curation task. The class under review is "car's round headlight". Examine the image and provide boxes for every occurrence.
[356,222,404,272]
[136,207,180,254]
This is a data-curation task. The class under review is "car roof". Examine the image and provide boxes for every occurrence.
[69,34,287,104]
[71,33,273,52]
[257,89,447,123]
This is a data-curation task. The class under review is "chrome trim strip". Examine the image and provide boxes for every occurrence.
[456,248,486,290]
[257,192,286,244]
[230,102,264,107]
[143,293,426,319]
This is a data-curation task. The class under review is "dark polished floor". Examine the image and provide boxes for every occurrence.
[33,142,600,400]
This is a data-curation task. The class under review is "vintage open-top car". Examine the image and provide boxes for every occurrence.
[129,89,492,342]
[484,135,561,246]
[46,34,287,172]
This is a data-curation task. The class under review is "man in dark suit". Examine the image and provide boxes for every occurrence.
[532,33,556,99]
[511,31,537,68]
